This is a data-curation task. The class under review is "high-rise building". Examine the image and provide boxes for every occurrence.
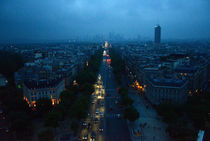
[154,25,161,44]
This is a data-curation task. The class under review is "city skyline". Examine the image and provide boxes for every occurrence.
[0,0,209,140]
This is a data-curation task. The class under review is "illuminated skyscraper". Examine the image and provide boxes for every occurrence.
[154,25,161,44]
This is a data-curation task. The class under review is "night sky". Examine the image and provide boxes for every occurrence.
[0,0,209,42]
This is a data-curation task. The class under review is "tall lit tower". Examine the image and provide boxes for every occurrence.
[154,25,161,44]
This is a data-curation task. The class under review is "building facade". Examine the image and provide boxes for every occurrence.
[144,75,188,105]
[22,78,65,107]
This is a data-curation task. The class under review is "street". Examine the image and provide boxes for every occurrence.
[80,48,131,141]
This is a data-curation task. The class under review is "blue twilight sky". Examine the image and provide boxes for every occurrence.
[0,0,209,42]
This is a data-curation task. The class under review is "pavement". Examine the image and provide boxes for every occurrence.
[127,86,171,141]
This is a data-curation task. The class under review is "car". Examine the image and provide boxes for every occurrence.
[91,100,95,104]
[91,131,96,139]
[4,127,9,133]
[82,121,87,127]
[82,134,88,141]
[94,118,99,123]
[0,127,9,133]
[100,111,103,117]
[98,125,104,132]
[95,109,99,114]
[94,94,97,98]
[116,114,120,119]
[87,123,91,129]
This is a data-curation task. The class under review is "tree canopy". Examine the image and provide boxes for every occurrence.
[38,129,54,141]
[123,106,139,122]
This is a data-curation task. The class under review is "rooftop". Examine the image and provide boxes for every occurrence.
[147,74,188,88]
[24,77,63,89]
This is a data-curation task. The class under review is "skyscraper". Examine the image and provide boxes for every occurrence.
[154,25,161,44]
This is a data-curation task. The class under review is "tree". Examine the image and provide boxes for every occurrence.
[70,96,89,119]
[120,94,133,106]
[119,87,128,95]
[80,83,94,94]
[0,51,25,79]
[36,98,52,116]
[38,129,54,141]
[54,103,65,116]
[71,119,79,135]
[124,106,139,122]
[9,111,32,137]
[119,87,133,106]
[60,90,76,108]
[44,111,62,128]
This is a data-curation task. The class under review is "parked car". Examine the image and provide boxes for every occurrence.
[91,131,96,139]
[116,114,120,119]
[82,121,87,128]
[82,134,88,141]
[100,111,103,117]
[98,125,104,132]
[0,127,9,133]
[95,109,99,114]
[94,118,99,123]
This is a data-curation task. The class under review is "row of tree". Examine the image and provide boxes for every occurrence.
[40,49,103,138]
[118,87,139,122]
[156,91,210,141]
[109,48,139,122]
[0,51,33,138]
[109,48,125,84]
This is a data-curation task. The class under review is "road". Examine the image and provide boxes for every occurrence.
[80,48,131,141]
[102,54,131,141]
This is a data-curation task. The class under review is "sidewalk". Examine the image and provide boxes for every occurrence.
[127,89,170,141]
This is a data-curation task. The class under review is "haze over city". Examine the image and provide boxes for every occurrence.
[0,0,210,43]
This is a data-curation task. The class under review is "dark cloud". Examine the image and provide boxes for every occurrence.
[0,0,209,42]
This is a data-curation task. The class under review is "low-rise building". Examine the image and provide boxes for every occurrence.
[175,64,208,94]
[144,74,188,105]
[23,78,65,107]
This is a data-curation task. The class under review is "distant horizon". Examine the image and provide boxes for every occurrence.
[0,36,210,44]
